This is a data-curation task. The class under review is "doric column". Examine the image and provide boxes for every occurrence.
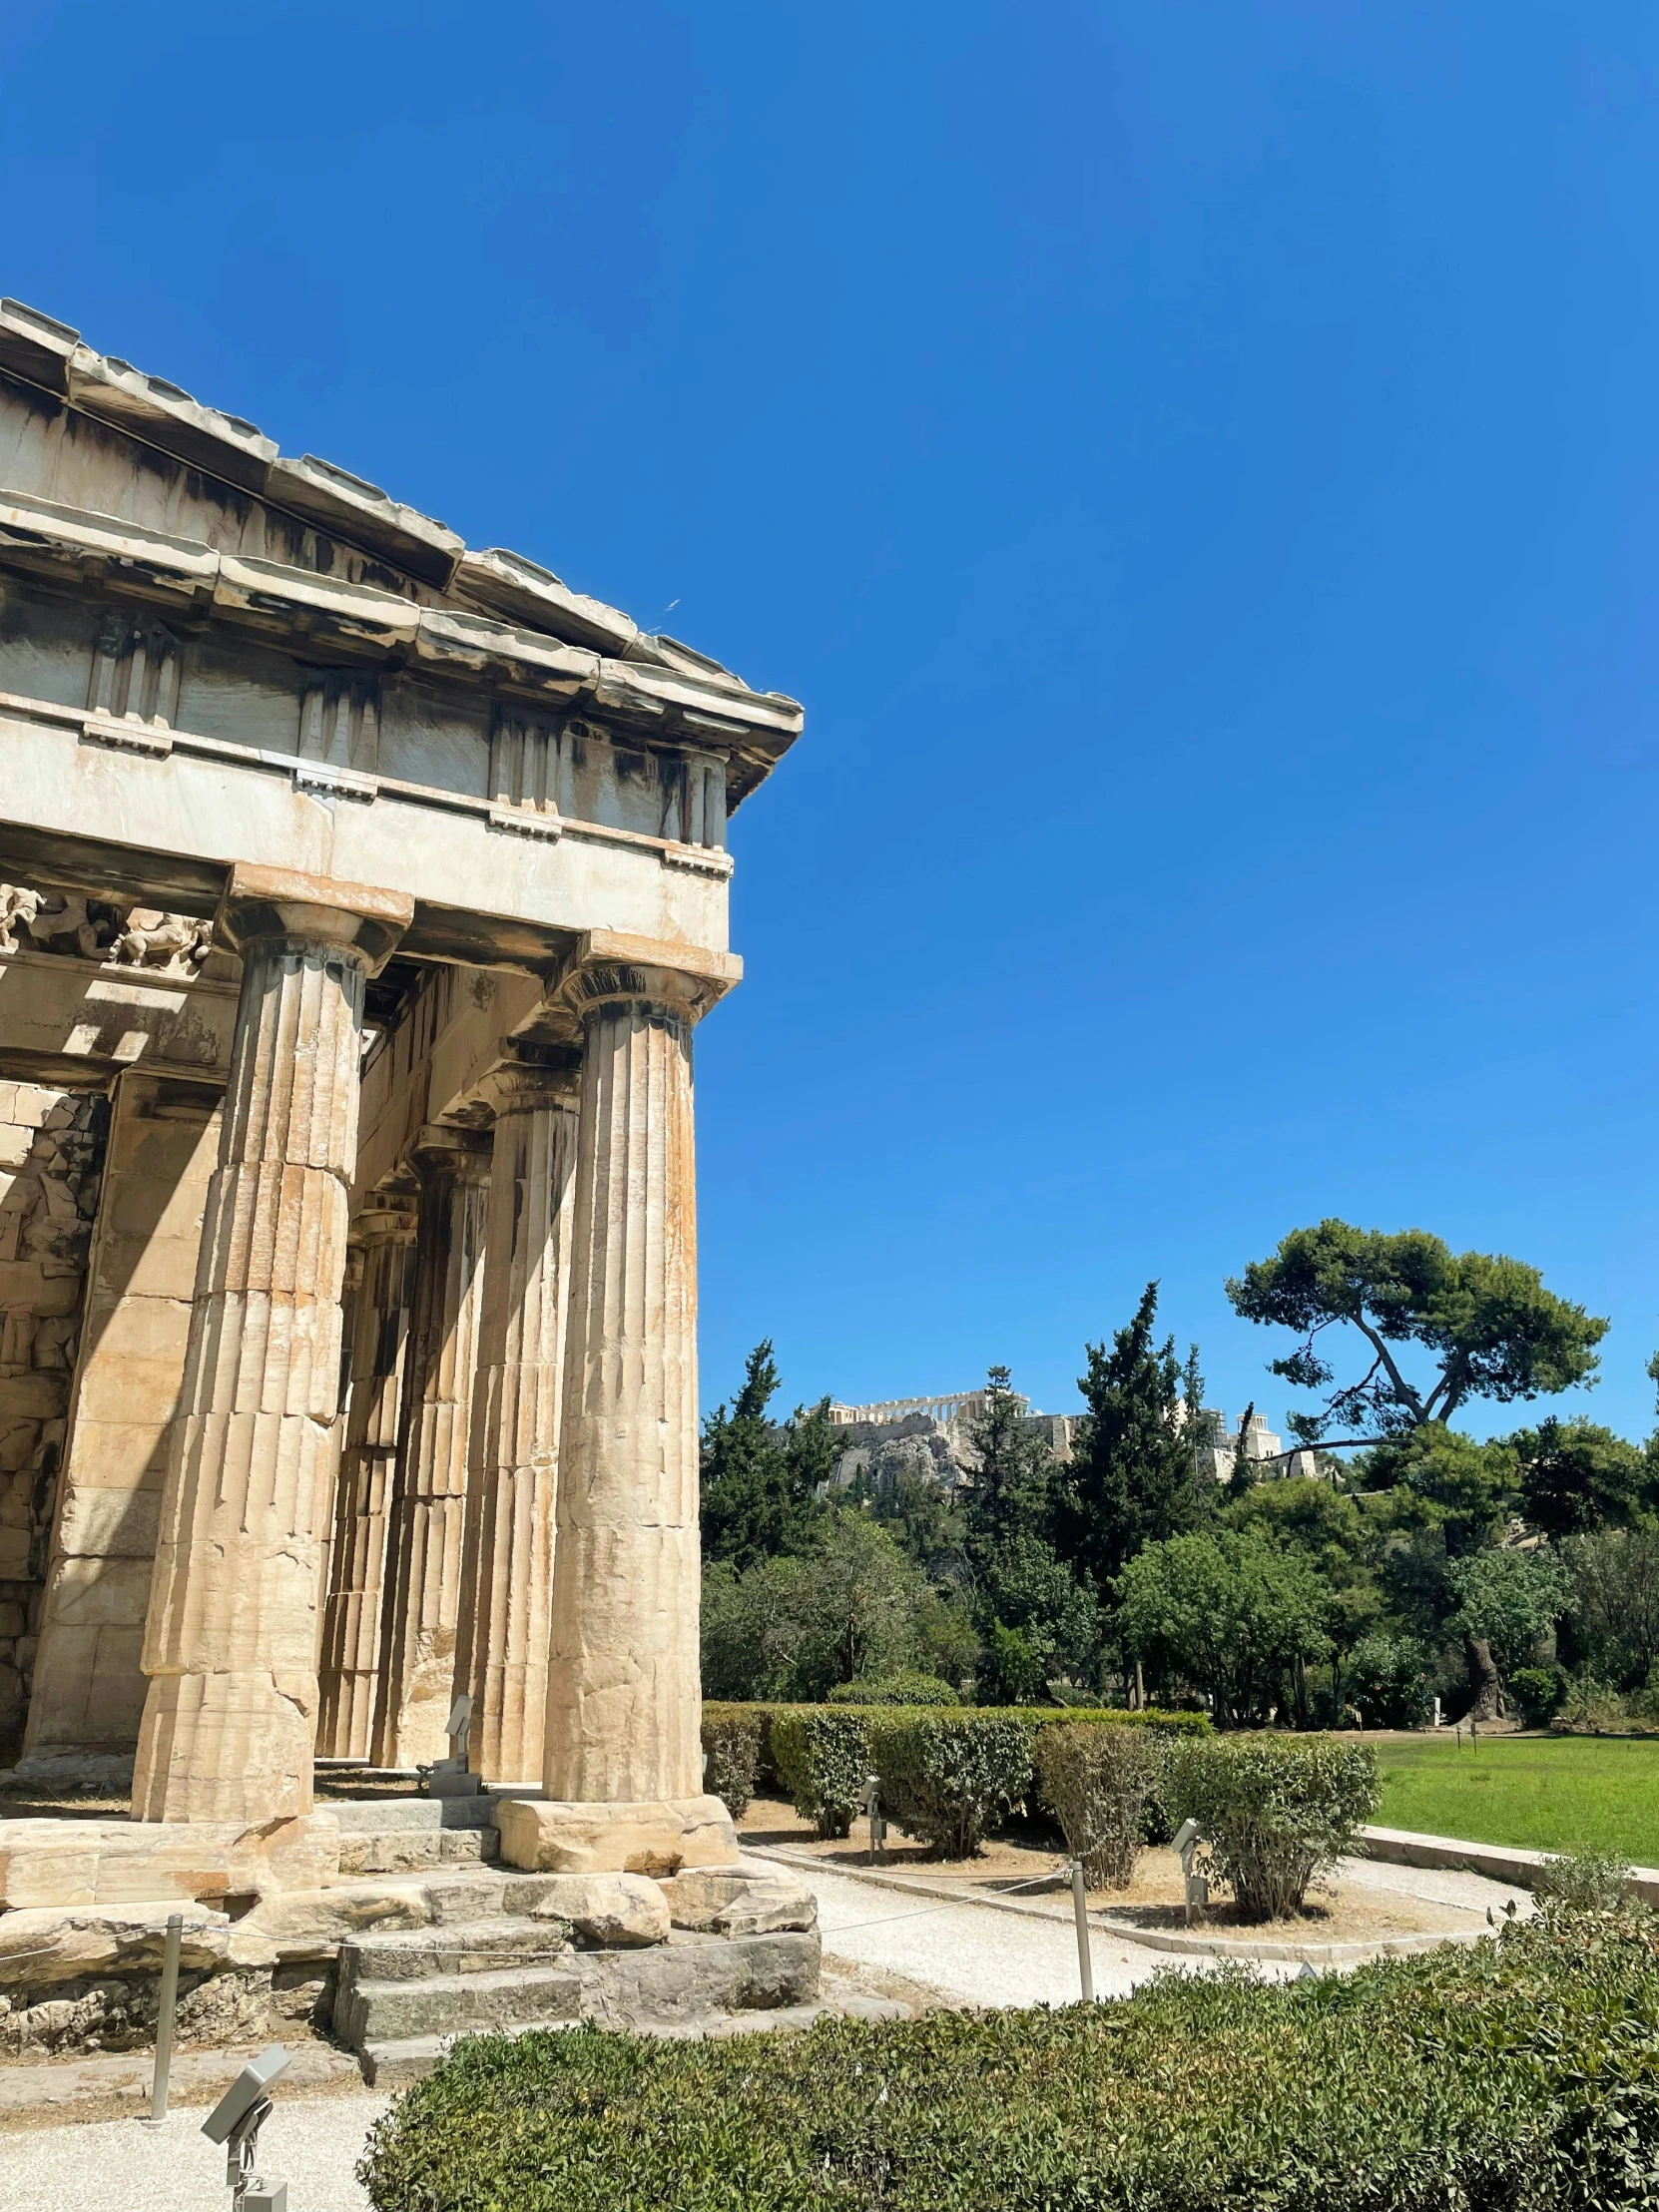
[132,865,411,1824]
[371,1127,490,1769]
[316,1186,418,1761]
[543,952,729,1806]
[454,1046,581,1784]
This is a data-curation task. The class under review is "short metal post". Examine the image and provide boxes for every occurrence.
[1070,1860,1094,2003]
[150,1912,183,2123]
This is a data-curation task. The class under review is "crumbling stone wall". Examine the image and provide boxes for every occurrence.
[0,1083,106,1755]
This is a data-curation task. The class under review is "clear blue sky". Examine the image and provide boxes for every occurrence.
[5,5,1657,1442]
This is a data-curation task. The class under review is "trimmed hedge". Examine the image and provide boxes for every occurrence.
[700,1704,763,1818]
[1173,1730,1380,1920]
[761,1702,1206,1857]
[870,1710,1032,1857]
[360,1910,1659,2210]
[771,1707,871,1838]
[827,1672,960,1706]
[1035,1721,1171,1886]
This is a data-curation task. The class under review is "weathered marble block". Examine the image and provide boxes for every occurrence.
[493,1794,739,1877]
[0,1809,339,1909]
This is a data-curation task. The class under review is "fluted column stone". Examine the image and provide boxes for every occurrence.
[543,960,716,1806]
[316,1186,419,1760]
[455,1047,581,1784]
[132,864,411,1824]
[371,1127,490,1769]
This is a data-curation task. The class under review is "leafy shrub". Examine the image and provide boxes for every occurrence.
[1531,1849,1635,1916]
[361,1913,1659,2211]
[771,1707,870,1838]
[1552,1671,1631,1735]
[869,1711,1033,1858]
[1172,1732,1379,1921]
[1033,1722,1170,1886]
[1344,1633,1433,1729]
[827,1673,959,1706]
[1507,1665,1565,1727]
[700,1703,763,1818]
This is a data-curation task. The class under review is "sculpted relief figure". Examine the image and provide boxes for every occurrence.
[0,884,211,972]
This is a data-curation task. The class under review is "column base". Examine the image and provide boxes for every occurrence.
[493,1794,739,1877]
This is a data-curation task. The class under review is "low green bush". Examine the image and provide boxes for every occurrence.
[1531,1848,1634,1915]
[1173,1732,1379,1921]
[827,1672,959,1706]
[771,1707,870,1838]
[870,1710,1033,1857]
[360,1911,1659,2211]
[1034,1721,1170,1886]
[700,1703,763,1818]
[1508,1664,1565,1726]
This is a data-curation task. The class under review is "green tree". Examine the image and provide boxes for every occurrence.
[1508,1417,1650,1539]
[1063,1284,1211,1591]
[1227,1221,1607,1446]
[699,1341,830,1569]
[860,1465,970,1585]
[1115,1529,1332,1728]
[961,1367,1099,1699]
[964,1367,1056,1553]
[1562,1524,1659,1692]
[1444,1545,1570,1719]
[699,1508,936,1701]
[1226,1472,1382,1684]
[973,1531,1100,1701]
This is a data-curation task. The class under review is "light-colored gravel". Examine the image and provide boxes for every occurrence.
[0,2089,388,2210]
[1336,1854,1534,1918]
[803,1858,1210,2006]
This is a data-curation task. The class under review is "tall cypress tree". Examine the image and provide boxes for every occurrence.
[700,1341,828,1567]
[1061,1282,1213,1593]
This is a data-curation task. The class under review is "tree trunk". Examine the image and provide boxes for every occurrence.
[1463,1635,1501,1722]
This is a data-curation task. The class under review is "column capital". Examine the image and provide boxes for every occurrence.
[350,1186,420,1248]
[410,1123,493,1180]
[217,862,413,976]
[477,1039,583,1117]
[552,930,742,1028]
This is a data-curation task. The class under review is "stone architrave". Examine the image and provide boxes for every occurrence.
[316,1187,418,1761]
[454,1046,581,1785]
[371,1128,490,1770]
[131,864,412,1825]
[542,948,733,1816]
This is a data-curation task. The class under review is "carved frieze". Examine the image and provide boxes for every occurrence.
[0,883,211,974]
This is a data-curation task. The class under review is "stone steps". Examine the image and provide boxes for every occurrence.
[334,1916,577,2044]
[330,1795,501,1874]
[334,1907,825,2069]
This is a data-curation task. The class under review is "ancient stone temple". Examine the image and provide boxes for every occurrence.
[0,296,801,1882]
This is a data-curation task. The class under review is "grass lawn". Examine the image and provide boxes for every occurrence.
[1375,1734,1659,1864]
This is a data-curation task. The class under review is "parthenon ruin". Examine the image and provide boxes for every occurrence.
[0,296,802,1869]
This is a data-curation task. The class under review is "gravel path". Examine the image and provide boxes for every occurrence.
[802,1858,1207,2006]
[0,2091,388,2211]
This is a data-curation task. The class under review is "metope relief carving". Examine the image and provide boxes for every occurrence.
[0,884,212,974]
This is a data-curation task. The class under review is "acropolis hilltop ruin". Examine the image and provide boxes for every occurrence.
[0,300,826,2060]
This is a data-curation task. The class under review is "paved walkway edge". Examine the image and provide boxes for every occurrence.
[1360,1825,1659,1905]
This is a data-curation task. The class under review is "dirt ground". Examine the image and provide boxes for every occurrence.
[738,1796,1477,1941]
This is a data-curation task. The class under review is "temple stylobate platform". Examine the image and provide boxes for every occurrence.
[0,295,800,1879]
